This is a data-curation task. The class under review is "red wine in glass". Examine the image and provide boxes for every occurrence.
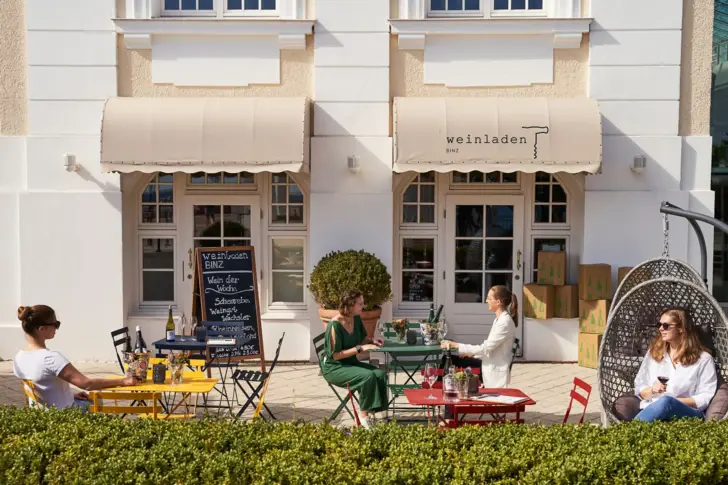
[657,376,669,392]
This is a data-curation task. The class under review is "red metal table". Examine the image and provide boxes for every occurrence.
[404,388,536,427]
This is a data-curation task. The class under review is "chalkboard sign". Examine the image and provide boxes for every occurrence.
[194,246,265,369]
[407,273,427,302]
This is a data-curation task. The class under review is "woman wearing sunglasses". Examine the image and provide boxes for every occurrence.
[13,305,137,409]
[633,308,718,422]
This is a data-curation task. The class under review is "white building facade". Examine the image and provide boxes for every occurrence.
[0,0,714,361]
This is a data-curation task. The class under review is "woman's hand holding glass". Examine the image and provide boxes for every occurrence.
[372,337,384,347]
[440,340,457,350]
[651,381,667,395]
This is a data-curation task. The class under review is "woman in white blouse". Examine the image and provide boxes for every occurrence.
[633,308,717,422]
[441,285,517,388]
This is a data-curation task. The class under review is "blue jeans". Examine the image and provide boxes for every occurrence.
[72,398,91,412]
[634,396,704,422]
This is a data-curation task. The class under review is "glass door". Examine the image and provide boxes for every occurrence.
[180,195,261,317]
[445,195,524,345]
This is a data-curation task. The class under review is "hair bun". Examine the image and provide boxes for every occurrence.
[17,306,34,321]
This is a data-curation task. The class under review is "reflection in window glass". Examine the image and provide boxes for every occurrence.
[271,238,305,303]
[141,173,174,224]
[271,174,305,225]
[141,238,175,302]
[402,238,435,303]
[534,172,568,224]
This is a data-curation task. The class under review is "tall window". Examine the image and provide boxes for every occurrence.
[139,173,176,306]
[402,172,436,224]
[534,172,567,224]
[401,239,436,303]
[271,174,304,225]
[141,173,174,224]
[269,174,306,307]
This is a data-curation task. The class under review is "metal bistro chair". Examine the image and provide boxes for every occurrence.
[313,332,360,422]
[111,327,132,373]
[232,332,285,420]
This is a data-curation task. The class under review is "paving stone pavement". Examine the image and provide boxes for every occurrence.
[0,360,602,426]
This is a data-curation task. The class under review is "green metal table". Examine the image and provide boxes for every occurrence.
[378,339,442,419]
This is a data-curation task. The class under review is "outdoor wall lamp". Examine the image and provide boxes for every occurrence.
[63,153,80,172]
[347,155,360,174]
[630,155,646,175]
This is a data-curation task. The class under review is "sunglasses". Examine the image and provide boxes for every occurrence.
[657,322,676,330]
[41,321,61,330]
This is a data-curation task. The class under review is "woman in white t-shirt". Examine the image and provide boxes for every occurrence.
[633,308,718,422]
[13,305,137,409]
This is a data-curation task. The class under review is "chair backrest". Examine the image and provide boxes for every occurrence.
[111,327,131,373]
[612,257,705,309]
[313,332,327,368]
[562,377,592,424]
[90,391,161,418]
[267,332,286,375]
[509,338,521,372]
[20,379,46,409]
[599,277,728,424]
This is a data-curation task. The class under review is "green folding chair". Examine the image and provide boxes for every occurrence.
[313,332,359,422]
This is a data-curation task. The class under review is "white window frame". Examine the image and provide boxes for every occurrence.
[449,171,521,190]
[161,0,281,17]
[532,173,570,229]
[138,234,178,308]
[529,234,570,284]
[225,0,280,17]
[140,173,175,228]
[397,235,438,309]
[490,0,547,17]
[268,235,307,310]
[186,172,258,193]
[427,0,484,17]
[400,172,438,229]
[269,173,306,230]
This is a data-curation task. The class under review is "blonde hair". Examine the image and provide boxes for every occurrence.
[649,308,707,366]
[491,285,518,327]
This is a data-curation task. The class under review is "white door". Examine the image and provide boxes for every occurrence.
[445,195,524,350]
[179,195,261,317]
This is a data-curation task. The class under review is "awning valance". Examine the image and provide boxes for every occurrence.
[393,97,602,174]
[100,97,309,174]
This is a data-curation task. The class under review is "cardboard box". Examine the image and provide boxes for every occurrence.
[617,267,633,287]
[554,285,579,318]
[579,299,610,334]
[523,284,555,319]
[578,333,603,369]
[537,251,566,286]
[578,264,612,300]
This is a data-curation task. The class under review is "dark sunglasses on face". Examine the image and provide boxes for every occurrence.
[41,321,61,330]
[657,322,676,331]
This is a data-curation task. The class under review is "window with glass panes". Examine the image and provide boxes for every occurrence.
[534,172,567,224]
[189,172,255,185]
[430,0,481,13]
[141,173,174,224]
[227,0,276,11]
[270,238,305,304]
[401,238,436,302]
[141,238,175,303]
[271,174,304,225]
[451,171,519,185]
[532,237,566,283]
[493,0,544,11]
[402,172,436,224]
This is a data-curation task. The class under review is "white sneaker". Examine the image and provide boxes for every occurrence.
[359,417,371,429]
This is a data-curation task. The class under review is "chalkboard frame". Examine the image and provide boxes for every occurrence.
[194,246,266,369]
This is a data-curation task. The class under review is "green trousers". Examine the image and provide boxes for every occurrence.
[323,361,388,413]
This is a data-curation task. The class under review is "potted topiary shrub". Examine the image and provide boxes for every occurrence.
[308,249,393,338]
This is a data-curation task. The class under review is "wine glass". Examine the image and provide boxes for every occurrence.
[657,375,669,392]
[424,363,438,400]
[378,320,388,341]
[190,316,199,340]
[438,320,448,342]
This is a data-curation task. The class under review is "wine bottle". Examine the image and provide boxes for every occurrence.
[443,347,453,375]
[433,304,444,323]
[165,305,175,342]
[134,326,148,354]
[428,303,435,323]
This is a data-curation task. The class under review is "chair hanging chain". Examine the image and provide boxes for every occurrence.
[662,213,670,257]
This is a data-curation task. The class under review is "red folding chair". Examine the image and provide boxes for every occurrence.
[563,377,592,424]
[346,382,361,427]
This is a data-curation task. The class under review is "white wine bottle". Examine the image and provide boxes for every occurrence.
[165,305,175,342]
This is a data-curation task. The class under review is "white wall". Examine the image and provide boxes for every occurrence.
[309,0,393,358]
[0,0,122,361]
[585,0,713,290]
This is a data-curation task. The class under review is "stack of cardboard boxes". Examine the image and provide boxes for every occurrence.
[576,265,633,368]
[523,252,578,320]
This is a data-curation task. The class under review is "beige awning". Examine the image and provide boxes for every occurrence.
[393,97,602,174]
[100,97,309,173]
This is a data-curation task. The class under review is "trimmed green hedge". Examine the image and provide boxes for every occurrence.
[2,407,728,484]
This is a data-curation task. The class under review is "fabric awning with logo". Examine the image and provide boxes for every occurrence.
[100,97,309,174]
[393,97,602,174]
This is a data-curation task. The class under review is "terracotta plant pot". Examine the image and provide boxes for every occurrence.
[319,306,382,339]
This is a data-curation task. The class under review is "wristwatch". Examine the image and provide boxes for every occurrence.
[356,344,362,354]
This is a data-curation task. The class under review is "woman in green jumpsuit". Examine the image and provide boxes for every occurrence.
[322,290,388,428]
